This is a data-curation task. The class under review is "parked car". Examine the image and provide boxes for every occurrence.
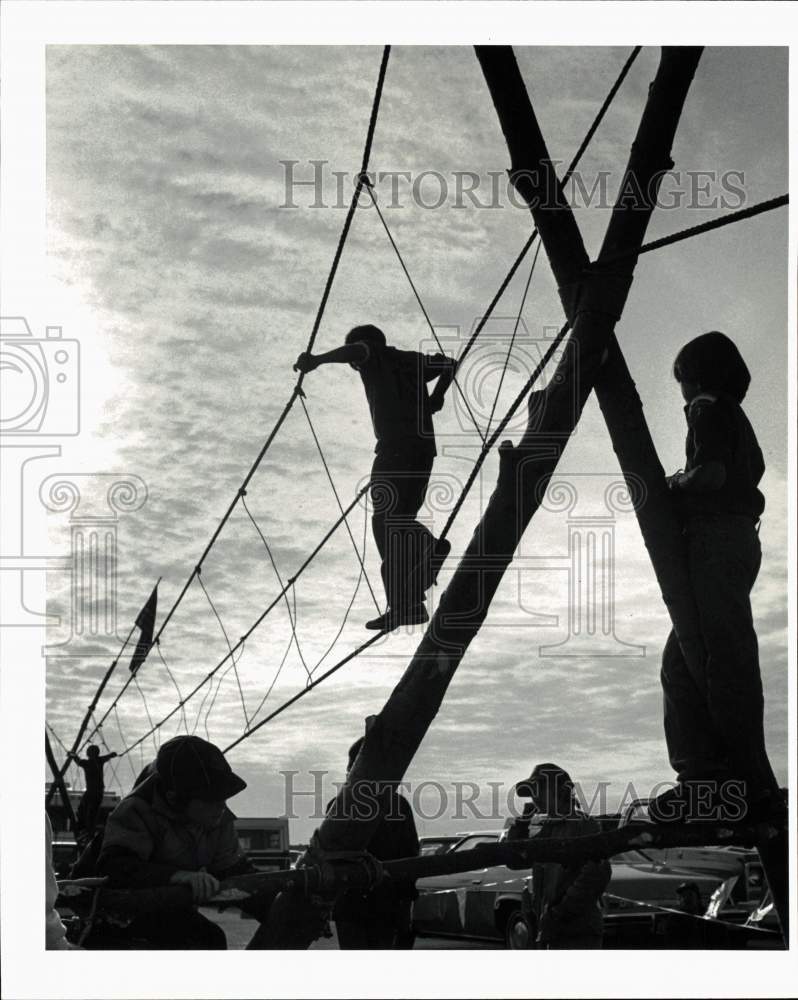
[418,835,464,857]
[616,799,767,915]
[412,826,746,949]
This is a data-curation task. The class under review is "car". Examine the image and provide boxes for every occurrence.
[616,798,768,915]
[411,828,746,949]
[418,835,464,857]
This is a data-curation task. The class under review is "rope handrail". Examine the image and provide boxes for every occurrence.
[78,46,392,748]
[84,46,643,758]
[596,193,788,267]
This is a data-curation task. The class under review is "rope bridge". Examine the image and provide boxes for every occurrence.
[52,45,787,775]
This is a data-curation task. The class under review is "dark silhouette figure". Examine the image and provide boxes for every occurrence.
[663,881,708,949]
[651,331,783,825]
[68,745,117,840]
[294,325,454,631]
[508,762,610,949]
[329,736,420,949]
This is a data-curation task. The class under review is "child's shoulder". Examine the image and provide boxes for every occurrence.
[688,392,719,410]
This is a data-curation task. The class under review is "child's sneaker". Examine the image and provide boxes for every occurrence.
[365,605,429,632]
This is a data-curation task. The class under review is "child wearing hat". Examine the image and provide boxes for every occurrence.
[97,735,259,948]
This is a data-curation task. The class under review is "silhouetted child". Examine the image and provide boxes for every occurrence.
[294,325,454,631]
[67,744,117,838]
[327,735,419,949]
[651,331,782,824]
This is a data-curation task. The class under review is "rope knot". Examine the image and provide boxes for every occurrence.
[356,171,374,188]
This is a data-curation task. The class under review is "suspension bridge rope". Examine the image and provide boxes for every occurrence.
[79,45,393,748]
[79,47,786,764]
[80,45,645,760]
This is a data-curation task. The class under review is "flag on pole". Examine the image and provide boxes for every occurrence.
[128,582,159,674]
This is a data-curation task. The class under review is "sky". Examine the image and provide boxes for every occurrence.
[44,45,789,841]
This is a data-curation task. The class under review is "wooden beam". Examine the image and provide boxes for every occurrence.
[264,47,704,949]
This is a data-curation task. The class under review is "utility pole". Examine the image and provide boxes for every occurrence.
[264,46,705,949]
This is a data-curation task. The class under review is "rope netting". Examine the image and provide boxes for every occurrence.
[52,44,787,775]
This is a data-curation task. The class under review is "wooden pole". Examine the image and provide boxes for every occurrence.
[477,45,786,942]
[45,729,77,831]
[266,47,704,949]
[476,44,706,676]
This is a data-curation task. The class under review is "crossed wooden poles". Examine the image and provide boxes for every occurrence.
[252,46,788,947]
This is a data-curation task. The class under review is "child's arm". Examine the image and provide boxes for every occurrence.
[425,354,457,413]
[669,462,727,493]
[669,397,731,493]
[293,343,369,373]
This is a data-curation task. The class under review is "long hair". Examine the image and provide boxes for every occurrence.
[673,331,751,403]
[345,325,386,351]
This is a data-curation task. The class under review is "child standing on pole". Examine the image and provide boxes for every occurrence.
[651,331,783,824]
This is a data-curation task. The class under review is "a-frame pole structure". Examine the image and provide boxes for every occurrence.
[263,46,704,949]
[476,45,786,941]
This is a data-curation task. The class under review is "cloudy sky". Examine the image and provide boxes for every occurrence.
[45,45,788,840]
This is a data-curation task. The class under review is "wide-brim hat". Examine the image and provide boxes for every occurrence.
[155,735,247,801]
[515,761,573,798]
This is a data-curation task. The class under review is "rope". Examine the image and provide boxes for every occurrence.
[363,181,487,445]
[597,193,788,267]
[222,632,385,754]
[94,725,123,792]
[298,395,381,612]
[132,675,159,753]
[96,46,644,758]
[201,638,248,739]
[309,494,371,677]
[197,570,250,727]
[247,615,298,723]
[78,46,392,748]
[247,495,372,722]
[241,495,312,677]
[440,319,571,544]
[112,708,139,781]
[484,240,541,440]
[155,640,189,735]
[114,484,372,758]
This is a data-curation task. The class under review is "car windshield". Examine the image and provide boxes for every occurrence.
[419,841,450,856]
[452,835,498,852]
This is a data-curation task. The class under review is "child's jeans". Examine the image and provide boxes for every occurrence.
[660,513,780,802]
[370,445,436,610]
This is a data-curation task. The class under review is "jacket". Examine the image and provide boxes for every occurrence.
[97,775,253,888]
[508,812,611,941]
